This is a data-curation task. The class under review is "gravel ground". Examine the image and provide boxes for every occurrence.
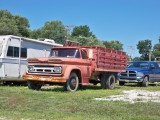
[95,90,160,103]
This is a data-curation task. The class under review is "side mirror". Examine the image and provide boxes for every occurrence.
[88,49,93,59]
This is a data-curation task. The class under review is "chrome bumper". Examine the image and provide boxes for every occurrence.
[118,78,143,83]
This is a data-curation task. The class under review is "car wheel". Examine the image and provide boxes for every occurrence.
[27,81,42,90]
[142,76,149,87]
[64,72,79,91]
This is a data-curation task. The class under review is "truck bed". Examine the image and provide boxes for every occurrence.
[82,46,127,72]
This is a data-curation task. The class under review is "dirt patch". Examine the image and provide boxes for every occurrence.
[95,90,160,104]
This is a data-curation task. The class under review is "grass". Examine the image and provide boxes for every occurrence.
[0,83,160,120]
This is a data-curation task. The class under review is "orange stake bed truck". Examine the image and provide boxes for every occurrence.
[23,45,127,91]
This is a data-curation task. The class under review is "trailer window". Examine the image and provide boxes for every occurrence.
[7,46,27,58]
[7,46,14,57]
[0,41,3,56]
[21,48,27,58]
[14,47,19,57]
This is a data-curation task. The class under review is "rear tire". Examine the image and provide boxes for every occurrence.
[106,74,116,89]
[101,74,116,89]
[27,81,42,90]
[64,72,79,91]
[100,74,106,89]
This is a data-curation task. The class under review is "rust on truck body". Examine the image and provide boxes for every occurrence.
[23,75,67,82]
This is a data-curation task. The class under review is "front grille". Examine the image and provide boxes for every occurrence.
[28,65,62,75]
[120,71,136,77]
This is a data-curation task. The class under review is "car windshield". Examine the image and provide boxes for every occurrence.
[50,49,80,58]
[128,62,149,69]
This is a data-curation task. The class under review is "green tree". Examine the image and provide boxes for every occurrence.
[71,25,95,37]
[0,10,18,35]
[14,15,30,37]
[32,21,66,44]
[0,9,30,37]
[152,43,160,59]
[71,36,105,47]
[30,29,41,39]
[137,39,152,60]
[104,40,123,50]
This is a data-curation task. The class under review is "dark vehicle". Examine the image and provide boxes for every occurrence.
[117,61,160,87]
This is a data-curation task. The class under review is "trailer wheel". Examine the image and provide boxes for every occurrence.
[64,72,79,91]
[27,81,42,90]
[119,81,125,86]
[141,76,149,87]
[106,74,116,89]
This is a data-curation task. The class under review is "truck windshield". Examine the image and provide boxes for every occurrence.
[50,49,80,58]
[128,62,149,69]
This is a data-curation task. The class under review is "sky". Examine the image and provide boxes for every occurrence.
[1,0,160,57]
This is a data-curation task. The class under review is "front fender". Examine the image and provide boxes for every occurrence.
[62,65,81,80]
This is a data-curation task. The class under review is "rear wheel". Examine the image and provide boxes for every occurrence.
[27,81,42,90]
[64,72,79,91]
[106,74,116,89]
[100,74,106,89]
[101,74,116,89]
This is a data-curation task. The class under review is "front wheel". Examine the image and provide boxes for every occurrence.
[64,72,79,91]
[27,81,42,90]
[141,76,149,87]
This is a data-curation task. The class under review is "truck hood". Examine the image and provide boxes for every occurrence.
[126,68,148,72]
[27,57,90,65]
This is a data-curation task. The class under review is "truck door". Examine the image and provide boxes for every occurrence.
[149,63,159,82]
[81,50,91,82]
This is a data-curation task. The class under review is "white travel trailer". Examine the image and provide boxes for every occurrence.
[0,35,62,85]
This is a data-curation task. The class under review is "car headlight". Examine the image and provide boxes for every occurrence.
[53,66,62,73]
[28,66,34,72]
[136,73,144,77]
[118,72,121,76]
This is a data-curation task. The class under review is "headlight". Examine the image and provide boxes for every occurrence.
[137,73,144,77]
[28,66,34,72]
[53,66,62,73]
[118,72,121,76]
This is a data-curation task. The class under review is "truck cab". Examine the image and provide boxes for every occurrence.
[24,46,92,91]
[117,61,160,86]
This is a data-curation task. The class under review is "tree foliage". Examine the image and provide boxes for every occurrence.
[0,9,30,37]
[104,40,123,50]
[71,36,105,47]
[137,39,152,60]
[31,21,66,44]
[71,25,95,37]
[152,43,160,59]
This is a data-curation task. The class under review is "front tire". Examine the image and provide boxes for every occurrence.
[64,72,79,91]
[141,76,149,87]
[27,81,42,90]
